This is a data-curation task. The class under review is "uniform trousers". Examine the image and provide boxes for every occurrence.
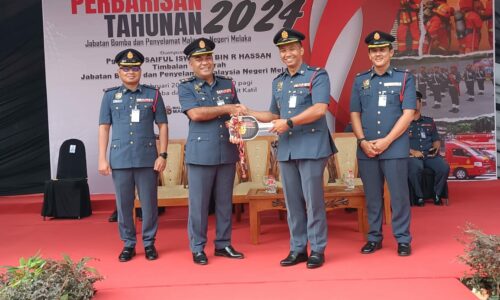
[112,168,158,248]
[187,163,236,252]
[358,158,412,244]
[408,156,450,198]
[279,157,329,253]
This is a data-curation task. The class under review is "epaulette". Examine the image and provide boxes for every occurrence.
[179,76,196,83]
[393,67,409,73]
[307,66,322,71]
[142,84,158,90]
[273,71,285,80]
[104,86,120,92]
[355,69,371,77]
[215,74,232,80]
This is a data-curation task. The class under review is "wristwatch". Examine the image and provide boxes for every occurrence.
[357,138,366,146]
[286,118,294,128]
[159,152,168,159]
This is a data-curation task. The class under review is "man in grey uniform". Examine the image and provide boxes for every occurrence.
[248,28,337,269]
[178,38,245,265]
[98,49,168,262]
[350,31,416,256]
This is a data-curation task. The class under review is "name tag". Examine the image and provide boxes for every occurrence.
[131,109,140,122]
[420,131,426,139]
[289,95,297,108]
[378,94,387,107]
[112,99,123,103]
[383,82,402,87]
[216,98,225,106]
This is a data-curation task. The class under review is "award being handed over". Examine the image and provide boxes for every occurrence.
[227,115,274,143]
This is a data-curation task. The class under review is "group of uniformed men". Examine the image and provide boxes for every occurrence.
[415,63,487,113]
[98,28,448,268]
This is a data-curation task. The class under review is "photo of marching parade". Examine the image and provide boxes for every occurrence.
[392,0,495,181]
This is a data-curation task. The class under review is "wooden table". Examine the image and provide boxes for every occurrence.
[247,186,367,244]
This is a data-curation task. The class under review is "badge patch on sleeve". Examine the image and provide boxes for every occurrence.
[216,89,232,95]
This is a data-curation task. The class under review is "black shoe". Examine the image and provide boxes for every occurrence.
[118,247,136,262]
[306,251,325,269]
[397,243,412,256]
[214,245,244,259]
[434,195,443,206]
[108,210,117,222]
[192,251,208,265]
[415,198,425,207]
[431,104,441,109]
[449,107,459,113]
[145,245,158,260]
[280,251,308,266]
[467,97,474,102]
[361,241,382,254]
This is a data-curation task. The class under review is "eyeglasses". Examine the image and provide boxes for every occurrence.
[120,66,141,72]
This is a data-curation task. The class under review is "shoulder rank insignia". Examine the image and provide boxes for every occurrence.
[215,74,232,80]
[179,76,196,83]
[104,86,120,92]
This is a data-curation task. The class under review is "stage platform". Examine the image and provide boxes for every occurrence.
[1,180,499,299]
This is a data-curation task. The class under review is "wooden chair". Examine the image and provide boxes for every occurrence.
[133,139,188,222]
[330,133,392,225]
[233,135,277,221]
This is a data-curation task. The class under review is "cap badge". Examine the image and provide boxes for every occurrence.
[199,40,206,49]
[281,31,288,39]
[374,32,380,40]
[127,51,134,59]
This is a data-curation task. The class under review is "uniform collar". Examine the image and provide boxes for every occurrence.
[194,74,216,88]
[370,66,394,78]
[121,84,142,94]
[285,63,307,77]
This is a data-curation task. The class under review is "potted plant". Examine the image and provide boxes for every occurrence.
[0,253,103,300]
[458,223,499,300]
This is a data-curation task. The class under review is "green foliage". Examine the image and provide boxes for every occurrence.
[0,253,103,300]
[458,223,500,299]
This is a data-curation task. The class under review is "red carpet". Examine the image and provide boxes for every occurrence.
[1,181,499,299]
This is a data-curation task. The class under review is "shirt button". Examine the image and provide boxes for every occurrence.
[129,123,133,126]
[220,135,224,138]
[311,128,315,132]
[130,96,133,99]
[129,105,132,108]
[377,131,381,134]
[197,137,201,141]
[377,111,381,115]
[379,82,382,85]
[289,132,292,135]
[290,81,293,83]
[130,141,134,145]
[129,132,133,135]
[115,107,119,110]
[377,121,381,124]
[219,125,223,128]
[288,111,291,114]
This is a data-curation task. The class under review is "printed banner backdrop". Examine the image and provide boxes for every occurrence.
[42,0,495,193]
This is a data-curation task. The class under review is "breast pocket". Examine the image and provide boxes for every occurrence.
[296,89,312,106]
[196,95,212,107]
[111,104,125,122]
[387,89,401,106]
[139,104,153,120]
[359,88,372,108]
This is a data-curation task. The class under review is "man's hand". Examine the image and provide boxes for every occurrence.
[154,157,167,173]
[98,159,111,176]
[410,149,424,158]
[269,119,290,134]
[228,104,248,116]
[360,140,379,158]
[371,137,392,155]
